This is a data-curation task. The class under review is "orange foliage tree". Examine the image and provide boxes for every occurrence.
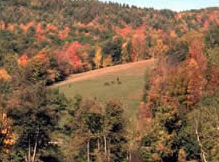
[0,69,11,81]
[0,96,13,154]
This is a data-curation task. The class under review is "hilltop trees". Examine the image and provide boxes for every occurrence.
[1,0,218,83]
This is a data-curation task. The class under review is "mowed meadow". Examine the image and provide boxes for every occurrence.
[55,59,155,119]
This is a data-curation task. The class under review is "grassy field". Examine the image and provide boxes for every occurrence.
[56,60,154,119]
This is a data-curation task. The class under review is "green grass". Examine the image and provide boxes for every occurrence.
[57,63,151,120]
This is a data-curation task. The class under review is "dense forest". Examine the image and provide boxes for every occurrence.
[0,0,219,84]
[0,0,219,162]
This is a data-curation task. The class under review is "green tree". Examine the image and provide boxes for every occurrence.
[64,98,105,162]
[7,83,66,162]
[167,41,189,64]
[102,38,123,64]
[205,25,219,49]
[21,54,49,84]
[3,54,19,75]
[104,100,127,162]
[190,94,219,162]
[63,99,128,162]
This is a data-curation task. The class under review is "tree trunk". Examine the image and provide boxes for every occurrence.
[107,139,110,162]
[87,140,90,162]
[25,156,28,162]
[97,136,100,151]
[28,138,31,162]
[107,147,110,162]
[129,152,132,162]
[195,120,208,162]
[104,135,107,157]
[32,140,38,162]
[32,127,40,162]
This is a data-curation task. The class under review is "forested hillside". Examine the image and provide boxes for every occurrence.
[0,0,219,84]
[0,0,219,162]
[138,24,219,162]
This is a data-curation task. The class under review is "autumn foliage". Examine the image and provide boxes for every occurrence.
[139,25,219,162]
[1,0,218,85]
[0,1,219,162]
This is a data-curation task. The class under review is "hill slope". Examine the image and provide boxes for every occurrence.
[54,59,155,86]
[56,59,155,119]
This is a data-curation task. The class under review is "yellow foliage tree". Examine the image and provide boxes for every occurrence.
[154,39,168,58]
[103,55,113,67]
[121,41,132,62]
[93,47,102,69]
[0,99,14,154]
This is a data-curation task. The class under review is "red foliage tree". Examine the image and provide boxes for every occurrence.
[18,54,29,66]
